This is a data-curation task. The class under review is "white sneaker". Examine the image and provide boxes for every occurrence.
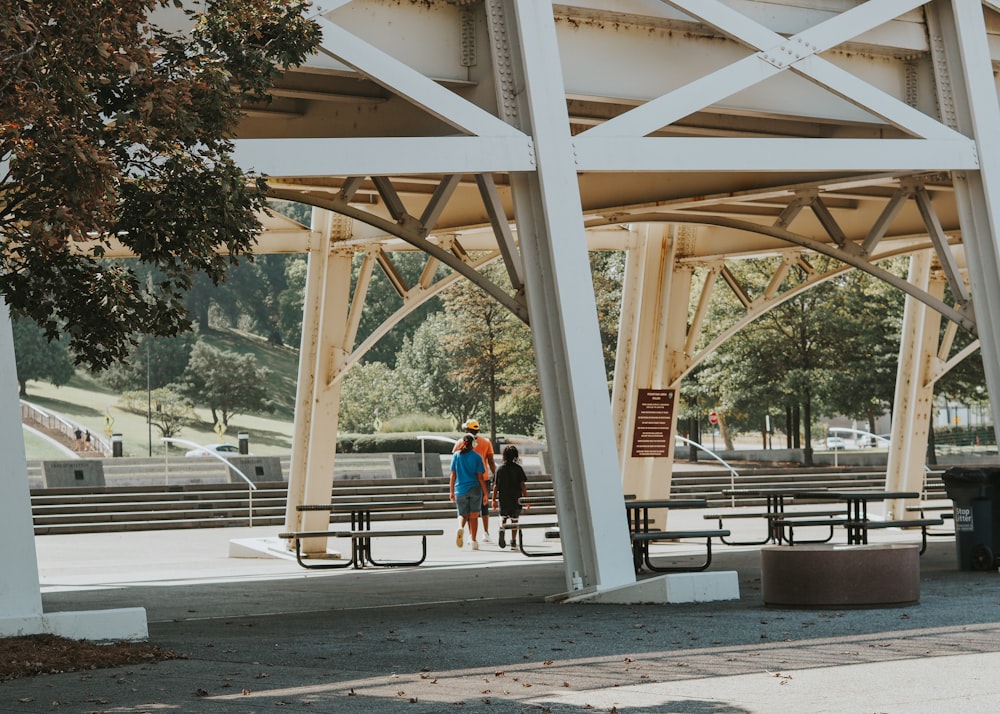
[472,540,479,551]
[482,532,491,543]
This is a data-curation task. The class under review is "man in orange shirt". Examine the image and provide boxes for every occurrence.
[453,419,497,542]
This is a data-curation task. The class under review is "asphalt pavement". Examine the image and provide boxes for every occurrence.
[5,501,1000,713]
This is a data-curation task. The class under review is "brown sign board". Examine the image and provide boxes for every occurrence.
[630,389,675,458]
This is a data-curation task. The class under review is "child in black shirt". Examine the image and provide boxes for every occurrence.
[492,445,528,550]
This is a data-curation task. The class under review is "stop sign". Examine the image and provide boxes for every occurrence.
[708,411,719,425]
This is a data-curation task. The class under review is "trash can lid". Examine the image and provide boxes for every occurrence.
[942,467,1000,484]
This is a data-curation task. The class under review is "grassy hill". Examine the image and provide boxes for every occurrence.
[21,327,298,460]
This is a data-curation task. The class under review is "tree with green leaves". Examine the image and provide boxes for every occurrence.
[119,387,196,440]
[10,315,75,397]
[180,342,272,427]
[339,361,413,433]
[100,332,196,393]
[394,313,479,429]
[821,265,906,436]
[590,251,626,384]
[437,265,540,441]
[697,257,860,464]
[1,0,320,369]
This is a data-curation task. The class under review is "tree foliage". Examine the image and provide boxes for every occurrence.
[339,361,411,433]
[1,0,320,369]
[100,332,196,392]
[11,314,74,396]
[180,341,272,426]
[697,257,877,460]
[119,387,196,440]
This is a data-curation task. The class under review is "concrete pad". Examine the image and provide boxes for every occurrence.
[229,536,343,561]
[1,608,147,641]
[567,570,740,604]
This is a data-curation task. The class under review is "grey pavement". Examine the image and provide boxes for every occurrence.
[5,503,1000,713]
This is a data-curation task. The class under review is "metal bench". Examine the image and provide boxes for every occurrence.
[704,509,843,545]
[630,528,730,573]
[780,517,942,554]
[278,527,443,569]
[502,521,561,557]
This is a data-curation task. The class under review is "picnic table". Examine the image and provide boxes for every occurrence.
[280,500,443,569]
[717,488,833,545]
[787,490,942,551]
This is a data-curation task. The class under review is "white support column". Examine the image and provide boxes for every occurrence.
[885,252,943,519]
[505,0,634,593]
[614,225,687,503]
[0,303,44,626]
[928,0,1000,439]
[610,229,644,457]
[284,209,357,555]
[0,302,146,640]
[284,207,329,534]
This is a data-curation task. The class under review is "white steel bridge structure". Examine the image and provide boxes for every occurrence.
[6,0,1000,634]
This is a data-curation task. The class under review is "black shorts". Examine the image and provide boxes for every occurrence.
[498,504,522,519]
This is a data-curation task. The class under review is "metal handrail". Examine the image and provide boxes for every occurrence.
[674,436,741,506]
[161,438,258,526]
[418,434,458,476]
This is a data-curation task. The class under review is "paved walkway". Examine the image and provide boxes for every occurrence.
[7,504,1000,713]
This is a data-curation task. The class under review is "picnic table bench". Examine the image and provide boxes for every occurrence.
[906,503,955,536]
[703,508,844,545]
[279,501,443,569]
[784,491,943,554]
[506,496,561,557]
[626,498,729,573]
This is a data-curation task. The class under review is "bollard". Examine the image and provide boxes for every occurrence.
[112,433,123,458]
[238,431,250,455]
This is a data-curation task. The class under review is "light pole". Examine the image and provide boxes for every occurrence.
[147,342,152,457]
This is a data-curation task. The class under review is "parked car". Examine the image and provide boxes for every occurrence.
[825,436,845,450]
[184,443,246,457]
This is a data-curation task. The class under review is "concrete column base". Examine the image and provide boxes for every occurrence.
[563,571,740,604]
[0,608,148,641]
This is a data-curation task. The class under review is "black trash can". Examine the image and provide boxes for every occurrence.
[941,467,1000,571]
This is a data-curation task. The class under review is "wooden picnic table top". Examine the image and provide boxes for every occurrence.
[722,487,829,497]
[297,501,424,512]
[625,498,707,509]
[792,490,920,502]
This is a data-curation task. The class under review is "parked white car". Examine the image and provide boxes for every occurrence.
[825,436,845,450]
[184,443,247,457]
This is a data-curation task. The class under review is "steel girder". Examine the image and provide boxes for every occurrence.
[228,0,1000,597]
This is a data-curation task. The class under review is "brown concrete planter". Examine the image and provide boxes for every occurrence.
[761,543,920,608]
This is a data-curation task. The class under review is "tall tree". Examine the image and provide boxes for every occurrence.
[590,251,626,384]
[438,265,538,442]
[180,342,272,427]
[697,257,857,463]
[10,315,75,397]
[395,313,479,429]
[1,0,320,368]
[822,266,906,435]
[100,332,196,392]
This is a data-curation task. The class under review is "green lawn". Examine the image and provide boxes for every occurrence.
[21,328,298,460]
